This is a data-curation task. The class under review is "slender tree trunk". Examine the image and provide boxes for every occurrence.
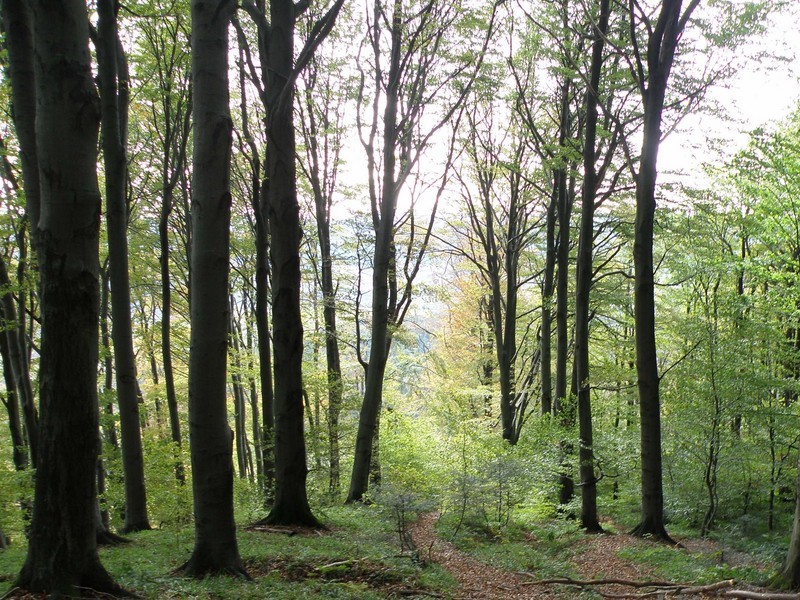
[17,1,121,593]
[554,75,575,507]
[574,0,610,534]
[1,0,41,259]
[254,207,275,503]
[246,312,263,484]
[0,257,37,466]
[229,304,249,479]
[96,0,150,534]
[347,0,403,504]
[159,188,185,481]
[260,0,321,528]
[298,61,346,497]
[541,192,556,416]
[100,265,119,449]
[181,0,247,577]
[0,329,27,470]
[629,0,691,541]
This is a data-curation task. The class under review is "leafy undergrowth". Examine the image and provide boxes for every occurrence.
[0,505,455,599]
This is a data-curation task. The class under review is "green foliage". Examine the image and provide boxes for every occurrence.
[0,460,32,545]
[617,543,771,586]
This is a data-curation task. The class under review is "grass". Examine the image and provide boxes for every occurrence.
[0,505,456,599]
[0,500,789,598]
[436,509,586,578]
[435,502,780,591]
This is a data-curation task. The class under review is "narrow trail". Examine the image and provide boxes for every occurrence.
[408,513,772,599]
[408,512,549,599]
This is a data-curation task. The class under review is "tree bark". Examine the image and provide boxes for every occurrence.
[347,0,403,504]
[16,1,122,594]
[0,322,27,470]
[298,54,345,498]
[574,0,610,534]
[541,192,556,417]
[1,0,41,259]
[254,203,275,502]
[182,0,247,577]
[261,0,321,527]
[554,73,575,507]
[774,450,800,590]
[630,0,697,541]
[96,0,150,534]
[0,256,37,466]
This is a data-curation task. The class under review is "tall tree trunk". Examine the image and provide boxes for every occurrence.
[629,0,697,542]
[0,257,37,466]
[554,74,575,507]
[1,0,41,259]
[254,205,275,502]
[347,0,403,504]
[261,0,321,527]
[100,265,119,450]
[96,0,150,534]
[181,0,246,577]
[17,1,121,594]
[229,303,249,480]
[299,75,345,498]
[159,187,185,481]
[632,100,668,538]
[0,326,27,470]
[574,0,610,534]
[541,192,556,416]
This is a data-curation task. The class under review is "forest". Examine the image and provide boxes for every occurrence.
[2,0,800,598]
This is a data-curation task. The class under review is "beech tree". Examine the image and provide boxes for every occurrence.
[573,0,613,533]
[628,0,700,541]
[450,105,542,445]
[133,0,193,478]
[238,0,344,526]
[181,0,246,576]
[296,8,350,498]
[96,0,151,534]
[1,0,40,468]
[347,0,498,503]
[16,0,122,594]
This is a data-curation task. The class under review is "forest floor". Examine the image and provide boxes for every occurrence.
[0,507,787,599]
[409,512,779,599]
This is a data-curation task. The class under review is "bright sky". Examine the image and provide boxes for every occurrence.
[660,2,800,179]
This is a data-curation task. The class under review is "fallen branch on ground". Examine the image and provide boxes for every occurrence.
[724,592,800,599]
[523,576,739,598]
[595,580,735,598]
[248,525,298,536]
[521,576,684,588]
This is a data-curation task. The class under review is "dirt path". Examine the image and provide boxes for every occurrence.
[408,513,660,598]
[409,512,548,599]
[408,514,771,599]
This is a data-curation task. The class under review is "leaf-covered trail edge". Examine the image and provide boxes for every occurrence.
[409,512,789,599]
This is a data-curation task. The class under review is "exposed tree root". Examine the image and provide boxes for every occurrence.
[247,525,299,536]
[96,529,131,546]
[251,509,327,530]
[629,522,677,545]
[176,561,252,581]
